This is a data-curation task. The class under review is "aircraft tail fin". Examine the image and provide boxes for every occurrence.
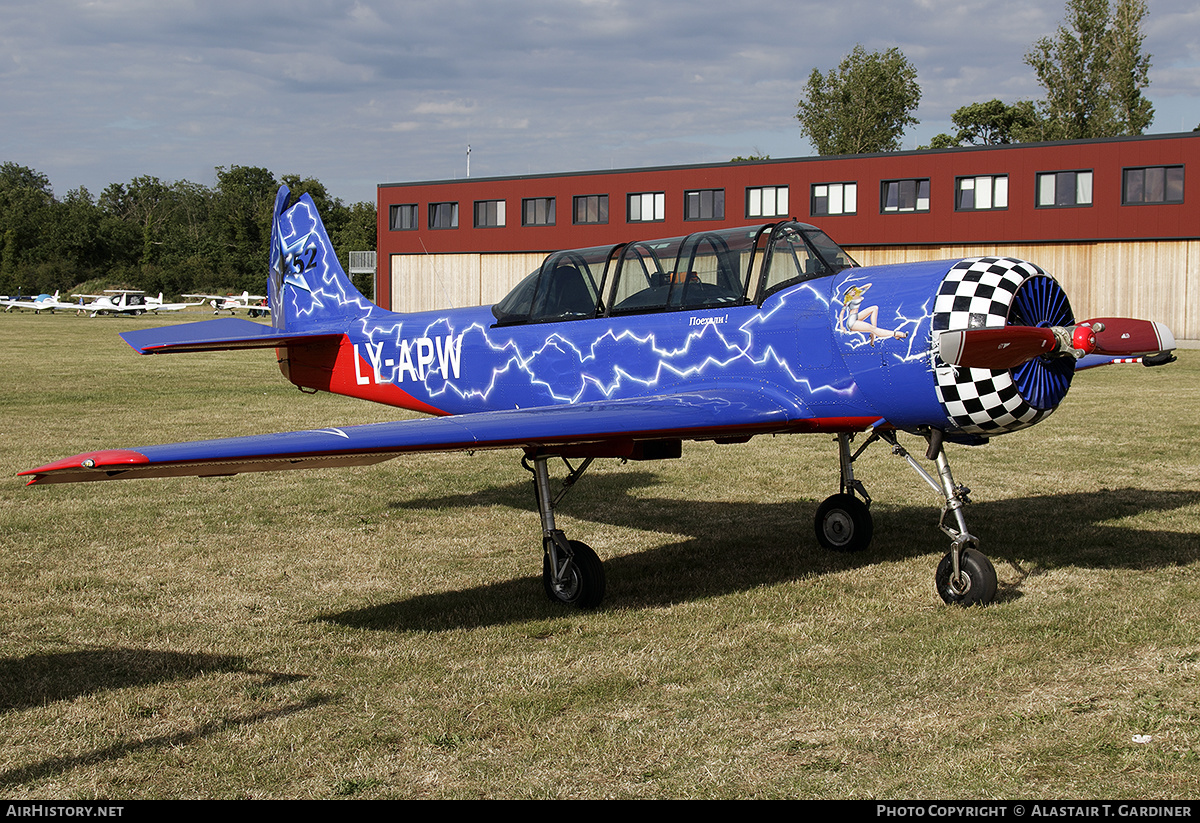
[268,185,379,332]
[117,186,376,356]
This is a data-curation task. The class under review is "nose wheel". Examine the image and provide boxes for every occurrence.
[823,430,1000,606]
[935,548,997,606]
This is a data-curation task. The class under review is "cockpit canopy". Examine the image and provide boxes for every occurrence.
[492,222,857,325]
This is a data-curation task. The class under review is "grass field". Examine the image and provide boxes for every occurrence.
[1,311,1198,799]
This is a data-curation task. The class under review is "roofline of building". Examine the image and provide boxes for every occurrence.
[378,131,1200,190]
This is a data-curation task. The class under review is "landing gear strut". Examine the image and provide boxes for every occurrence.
[813,433,875,552]
[524,454,605,608]
[820,429,998,606]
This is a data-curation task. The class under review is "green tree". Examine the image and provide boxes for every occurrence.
[48,187,104,279]
[0,162,365,297]
[211,165,278,290]
[334,200,378,296]
[797,45,921,155]
[927,100,1041,148]
[0,163,56,294]
[1107,0,1153,135]
[98,176,176,269]
[1024,0,1153,139]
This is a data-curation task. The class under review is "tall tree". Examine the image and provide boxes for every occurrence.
[1107,0,1154,135]
[0,163,56,293]
[797,45,921,155]
[1024,0,1153,139]
[211,165,278,289]
[98,176,176,268]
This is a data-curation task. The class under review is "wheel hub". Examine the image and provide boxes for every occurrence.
[947,571,971,596]
[823,512,852,544]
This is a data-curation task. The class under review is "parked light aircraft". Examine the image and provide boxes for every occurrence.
[184,291,270,317]
[72,290,154,317]
[21,187,1177,608]
[73,290,201,316]
[1,291,75,313]
[147,293,206,314]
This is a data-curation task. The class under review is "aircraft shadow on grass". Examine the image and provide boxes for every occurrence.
[318,473,1200,633]
[0,648,247,714]
[0,647,324,789]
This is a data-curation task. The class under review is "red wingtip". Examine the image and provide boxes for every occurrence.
[19,449,150,485]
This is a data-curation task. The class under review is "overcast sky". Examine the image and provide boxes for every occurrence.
[3,0,1198,205]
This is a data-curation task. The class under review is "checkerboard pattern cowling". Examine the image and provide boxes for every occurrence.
[933,258,1055,436]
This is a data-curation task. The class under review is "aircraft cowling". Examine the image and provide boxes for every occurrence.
[931,257,1076,436]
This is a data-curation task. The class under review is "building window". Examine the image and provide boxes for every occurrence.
[390,204,418,231]
[1123,166,1184,204]
[881,179,930,213]
[474,200,506,228]
[573,194,609,225]
[685,189,725,220]
[811,182,857,217]
[746,186,789,218]
[522,197,556,226]
[428,202,458,229]
[1037,170,1093,208]
[956,175,1009,211]
[627,192,665,222]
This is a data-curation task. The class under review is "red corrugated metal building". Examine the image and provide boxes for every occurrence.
[375,132,1198,337]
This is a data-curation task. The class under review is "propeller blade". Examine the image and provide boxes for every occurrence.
[937,327,1057,369]
[1081,318,1175,355]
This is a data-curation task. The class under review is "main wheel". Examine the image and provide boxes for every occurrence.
[542,539,605,608]
[813,493,873,552]
[935,548,998,606]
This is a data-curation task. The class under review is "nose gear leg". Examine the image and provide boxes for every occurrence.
[877,429,998,605]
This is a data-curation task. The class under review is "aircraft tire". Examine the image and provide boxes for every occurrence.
[813,493,873,553]
[543,539,605,608]
[935,549,997,606]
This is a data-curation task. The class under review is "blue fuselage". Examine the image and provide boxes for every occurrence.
[323,260,954,434]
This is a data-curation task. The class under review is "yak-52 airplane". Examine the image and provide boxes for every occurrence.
[21,186,1177,608]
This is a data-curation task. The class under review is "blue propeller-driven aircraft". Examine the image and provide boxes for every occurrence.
[21,187,1177,608]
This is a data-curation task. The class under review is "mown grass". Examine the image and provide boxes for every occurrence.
[1,311,1198,798]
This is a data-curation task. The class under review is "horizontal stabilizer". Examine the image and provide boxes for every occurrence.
[120,317,342,355]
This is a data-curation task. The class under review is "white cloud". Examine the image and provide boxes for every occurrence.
[1,0,1195,203]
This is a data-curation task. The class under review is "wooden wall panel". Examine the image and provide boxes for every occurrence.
[390,253,544,313]
[392,242,1197,339]
[850,242,1196,340]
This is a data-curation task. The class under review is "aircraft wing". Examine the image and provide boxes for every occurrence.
[21,389,877,485]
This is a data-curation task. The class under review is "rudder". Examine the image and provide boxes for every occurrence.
[269,186,377,331]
